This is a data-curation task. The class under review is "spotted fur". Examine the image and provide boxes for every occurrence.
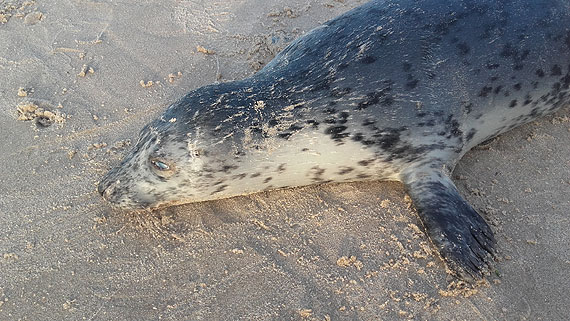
[99,0,570,280]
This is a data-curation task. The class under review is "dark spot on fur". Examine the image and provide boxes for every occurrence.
[268,119,279,126]
[523,94,533,105]
[309,166,325,181]
[486,62,500,69]
[478,86,493,97]
[465,129,477,142]
[357,90,386,110]
[263,177,272,183]
[337,167,354,175]
[211,184,228,195]
[513,83,522,91]
[445,115,462,137]
[352,133,364,141]
[500,43,516,57]
[509,100,517,108]
[536,69,545,77]
[359,55,377,64]
[456,42,470,55]
[289,124,304,131]
[306,119,319,129]
[493,85,503,95]
[335,111,350,124]
[402,62,412,72]
[406,79,419,90]
[232,173,247,180]
[375,128,404,150]
[221,165,238,173]
[551,64,562,76]
[251,173,261,178]
[358,159,374,166]
[325,125,349,141]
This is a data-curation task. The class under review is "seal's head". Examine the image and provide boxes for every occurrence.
[97,116,212,209]
[98,82,266,210]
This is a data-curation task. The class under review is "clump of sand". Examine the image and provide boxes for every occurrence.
[16,102,66,126]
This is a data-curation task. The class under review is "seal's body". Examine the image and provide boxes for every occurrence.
[99,0,570,279]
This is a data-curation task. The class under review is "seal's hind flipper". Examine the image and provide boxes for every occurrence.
[402,169,496,280]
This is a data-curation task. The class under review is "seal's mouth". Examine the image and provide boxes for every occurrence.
[98,164,168,210]
[97,166,118,199]
[97,167,150,210]
[97,178,116,201]
[97,180,153,210]
[96,178,111,197]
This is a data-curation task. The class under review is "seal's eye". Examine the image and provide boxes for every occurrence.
[149,158,174,176]
[151,159,170,171]
[149,157,176,178]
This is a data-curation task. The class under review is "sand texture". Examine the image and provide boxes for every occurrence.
[0,0,569,320]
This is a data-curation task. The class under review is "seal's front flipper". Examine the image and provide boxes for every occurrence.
[402,169,496,280]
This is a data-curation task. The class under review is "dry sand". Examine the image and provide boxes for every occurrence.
[0,0,569,320]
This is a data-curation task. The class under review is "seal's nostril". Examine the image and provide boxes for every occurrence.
[97,180,106,196]
[105,180,122,198]
[97,176,117,198]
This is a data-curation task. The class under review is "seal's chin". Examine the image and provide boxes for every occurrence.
[97,178,153,210]
[98,191,153,211]
[99,191,193,211]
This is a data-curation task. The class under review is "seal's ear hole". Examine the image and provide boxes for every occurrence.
[190,149,202,158]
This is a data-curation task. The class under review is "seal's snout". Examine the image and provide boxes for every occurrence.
[97,179,107,196]
[97,168,119,200]
[97,178,116,199]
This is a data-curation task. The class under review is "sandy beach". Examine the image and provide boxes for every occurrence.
[1,0,569,320]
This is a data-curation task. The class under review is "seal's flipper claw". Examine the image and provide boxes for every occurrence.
[402,169,496,281]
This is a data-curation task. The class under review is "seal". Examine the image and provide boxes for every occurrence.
[98,0,570,280]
